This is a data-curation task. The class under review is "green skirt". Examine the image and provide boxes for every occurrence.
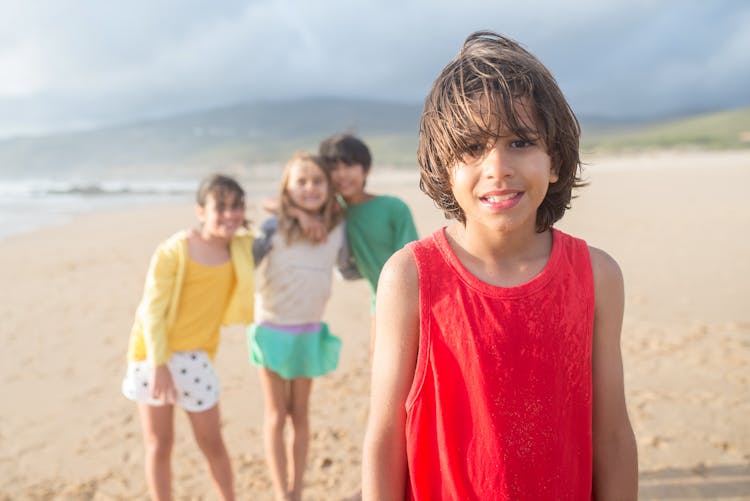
[246,322,341,379]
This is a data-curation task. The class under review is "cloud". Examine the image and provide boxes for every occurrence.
[553,1,750,117]
[0,0,748,136]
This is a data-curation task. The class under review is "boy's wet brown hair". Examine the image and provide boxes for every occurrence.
[278,152,343,244]
[418,31,584,231]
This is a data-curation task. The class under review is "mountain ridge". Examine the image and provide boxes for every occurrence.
[0,98,747,179]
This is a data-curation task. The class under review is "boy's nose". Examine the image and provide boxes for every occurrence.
[483,146,514,178]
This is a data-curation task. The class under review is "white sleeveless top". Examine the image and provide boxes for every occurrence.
[254,221,345,325]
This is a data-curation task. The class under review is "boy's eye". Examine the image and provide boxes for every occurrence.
[462,143,486,159]
[510,136,538,148]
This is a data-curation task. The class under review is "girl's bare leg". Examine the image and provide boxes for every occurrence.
[288,377,312,501]
[187,404,235,501]
[260,368,291,500]
[137,403,174,501]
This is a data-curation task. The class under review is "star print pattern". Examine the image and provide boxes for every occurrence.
[121,351,220,412]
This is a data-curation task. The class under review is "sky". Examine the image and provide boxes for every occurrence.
[1,0,749,138]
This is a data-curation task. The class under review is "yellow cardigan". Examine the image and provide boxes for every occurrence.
[127,230,255,365]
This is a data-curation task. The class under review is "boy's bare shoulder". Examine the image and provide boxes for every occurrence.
[382,245,417,275]
[588,246,623,284]
[588,246,624,320]
[379,246,418,291]
[376,247,420,344]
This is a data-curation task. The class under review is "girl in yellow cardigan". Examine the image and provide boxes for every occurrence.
[122,174,254,501]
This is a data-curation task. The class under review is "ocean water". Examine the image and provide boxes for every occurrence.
[0,179,198,240]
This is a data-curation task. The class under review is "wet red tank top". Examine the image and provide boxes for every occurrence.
[405,228,595,500]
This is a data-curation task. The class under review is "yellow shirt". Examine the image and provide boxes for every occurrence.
[127,230,254,364]
[168,258,234,359]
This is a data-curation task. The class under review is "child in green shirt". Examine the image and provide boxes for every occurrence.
[319,134,418,350]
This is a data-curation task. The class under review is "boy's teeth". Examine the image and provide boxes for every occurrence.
[485,193,516,202]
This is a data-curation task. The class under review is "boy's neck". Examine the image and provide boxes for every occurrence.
[446,223,553,287]
[342,191,375,206]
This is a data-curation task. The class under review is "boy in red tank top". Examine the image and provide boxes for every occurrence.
[363,31,638,500]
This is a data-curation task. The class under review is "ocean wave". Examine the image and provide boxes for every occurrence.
[0,179,197,197]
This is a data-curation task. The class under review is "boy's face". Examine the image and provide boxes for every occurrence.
[449,103,557,234]
[329,161,368,203]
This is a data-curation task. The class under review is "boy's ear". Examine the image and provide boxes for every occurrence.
[549,162,560,184]
[195,204,205,222]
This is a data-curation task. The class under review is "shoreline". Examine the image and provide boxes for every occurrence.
[2,148,746,242]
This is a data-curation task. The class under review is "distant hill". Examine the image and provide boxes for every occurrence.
[1,99,747,180]
[581,107,750,153]
[0,98,422,179]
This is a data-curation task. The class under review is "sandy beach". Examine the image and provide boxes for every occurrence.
[1,150,748,500]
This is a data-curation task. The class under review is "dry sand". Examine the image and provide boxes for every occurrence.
[0,150,748,500]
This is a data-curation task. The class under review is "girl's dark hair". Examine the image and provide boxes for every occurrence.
[319,133,372,172]
[418,31,584,231]
[196,174,247,228]
[196,174,245,208]
[278,152,343,244]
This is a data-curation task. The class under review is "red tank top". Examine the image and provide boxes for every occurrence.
[405,228,594,500]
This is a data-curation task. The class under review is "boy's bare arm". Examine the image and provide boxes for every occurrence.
[590,247,638,500]
[362,247,420,501]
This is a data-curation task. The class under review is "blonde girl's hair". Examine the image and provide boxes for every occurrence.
[278,152,343,244]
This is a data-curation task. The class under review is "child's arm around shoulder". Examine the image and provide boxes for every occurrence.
[589,246,638,500]
[259,197,328,242]
[362,246,420,501]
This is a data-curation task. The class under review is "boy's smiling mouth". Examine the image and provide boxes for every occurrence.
[482,192,519,202]
[479,190,523,209]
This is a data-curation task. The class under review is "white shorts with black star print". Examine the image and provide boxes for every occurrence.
[121,350,220,412]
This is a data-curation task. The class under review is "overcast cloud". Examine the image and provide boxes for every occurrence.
[1,0,748,137]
